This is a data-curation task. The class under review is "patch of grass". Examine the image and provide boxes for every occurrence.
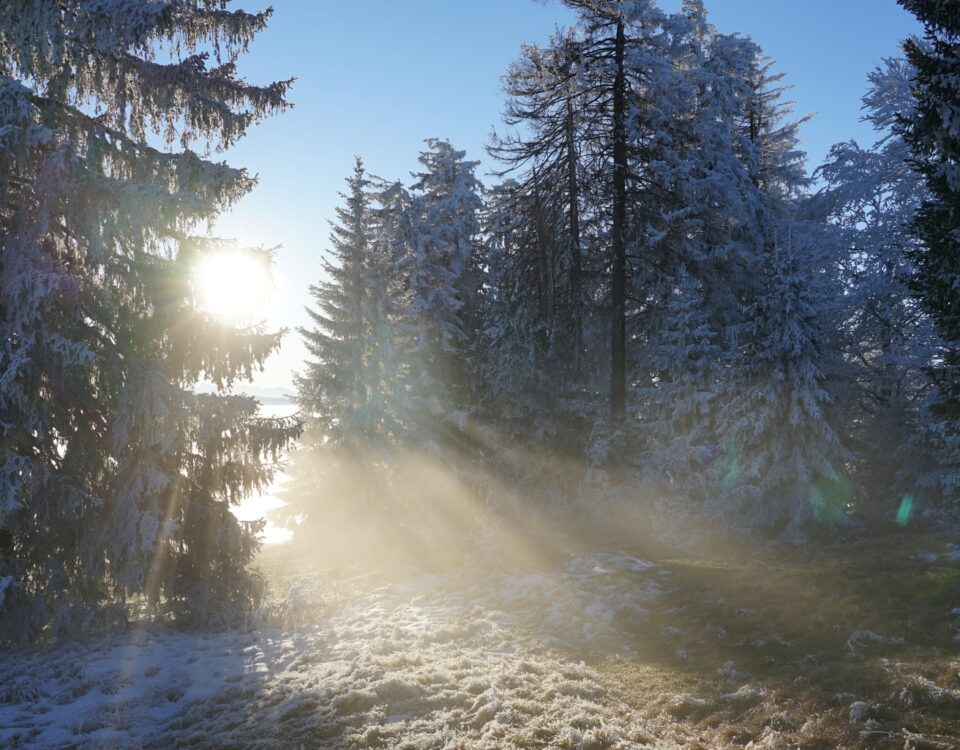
[254,521,960,748]
[592,530,960,748]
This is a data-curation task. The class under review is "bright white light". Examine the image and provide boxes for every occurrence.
[196,251,271,322]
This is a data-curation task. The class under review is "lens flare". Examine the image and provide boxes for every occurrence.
[810,469,851,527]
[896,495,914,526]
[720,457,740,490]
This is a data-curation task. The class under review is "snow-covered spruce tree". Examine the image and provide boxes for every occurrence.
[408,139,484,422]
[812,57,941,520]
[284,159,430,553]
[0,2,296,641]
[289,160,415,543]
[635,269,726,503]
[603,5,745,467]
[898,0,960,507]
[296,160,373,450]
[627,7,755,479]
[713,229,850,539]
[620,5,845,535]
[675,21,848,537]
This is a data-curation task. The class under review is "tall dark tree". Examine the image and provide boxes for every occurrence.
[899,0,960,500]
[492,29,588,376]
[559,0,672,428]
[813,57,940,516]
[610,13,628,424]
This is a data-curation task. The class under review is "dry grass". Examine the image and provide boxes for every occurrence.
[252,522,960,748]
[596,531,960,748]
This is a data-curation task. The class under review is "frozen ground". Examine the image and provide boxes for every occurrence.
[5,537,960,749]
[0,553,671,749]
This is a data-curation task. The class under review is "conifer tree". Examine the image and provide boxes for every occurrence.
[636,269,725,501]
[562,0,677,428]
[813,58,939,516]
[296,160,374,448]
[408,139,484,414]
[898,0,960,502]
[492,28,588,376]
[710,40,848,537]
[288,161,418,545]
[619,5,847,534]
[715,234,849,538]
[0,1,296,640]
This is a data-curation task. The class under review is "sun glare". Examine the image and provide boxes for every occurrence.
[196,251,272,322]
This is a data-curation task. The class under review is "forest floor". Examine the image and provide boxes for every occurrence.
[1,530,959,749]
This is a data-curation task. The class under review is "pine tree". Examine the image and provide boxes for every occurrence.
[898,0,960,503]
[287,161,418,548]
[492,28,588,377]
[0,2,297,641]
[636,269,725,501]
[813,57,939,518]
[711,42,849,538]
[408,139,484,415]
[715,233,849,538]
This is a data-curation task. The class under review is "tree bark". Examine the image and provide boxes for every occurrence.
[566,98,584,376]
[610,14,627,424]
[532,164,552,356]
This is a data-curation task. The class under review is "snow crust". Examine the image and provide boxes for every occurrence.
[0,553,670,749]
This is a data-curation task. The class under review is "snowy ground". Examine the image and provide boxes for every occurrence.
[0,554,671,749]
[5,538,960,749]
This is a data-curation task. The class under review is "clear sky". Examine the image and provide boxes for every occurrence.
[213,0,921,393]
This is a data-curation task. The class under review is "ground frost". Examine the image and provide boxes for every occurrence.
[0,554,669,749]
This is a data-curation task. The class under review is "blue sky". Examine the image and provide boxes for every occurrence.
[214,0,921,392]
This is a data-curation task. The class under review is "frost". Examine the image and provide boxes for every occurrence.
[845,630,906,654]
[0,554,666,748]
[848,700,872,724]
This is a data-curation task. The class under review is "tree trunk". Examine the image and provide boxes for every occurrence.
[610,15,627,424]
[566,98,584,376]
[355,241,367,417]
[532,164,552,356]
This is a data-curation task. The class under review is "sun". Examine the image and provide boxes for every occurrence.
[195,251,272,322]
